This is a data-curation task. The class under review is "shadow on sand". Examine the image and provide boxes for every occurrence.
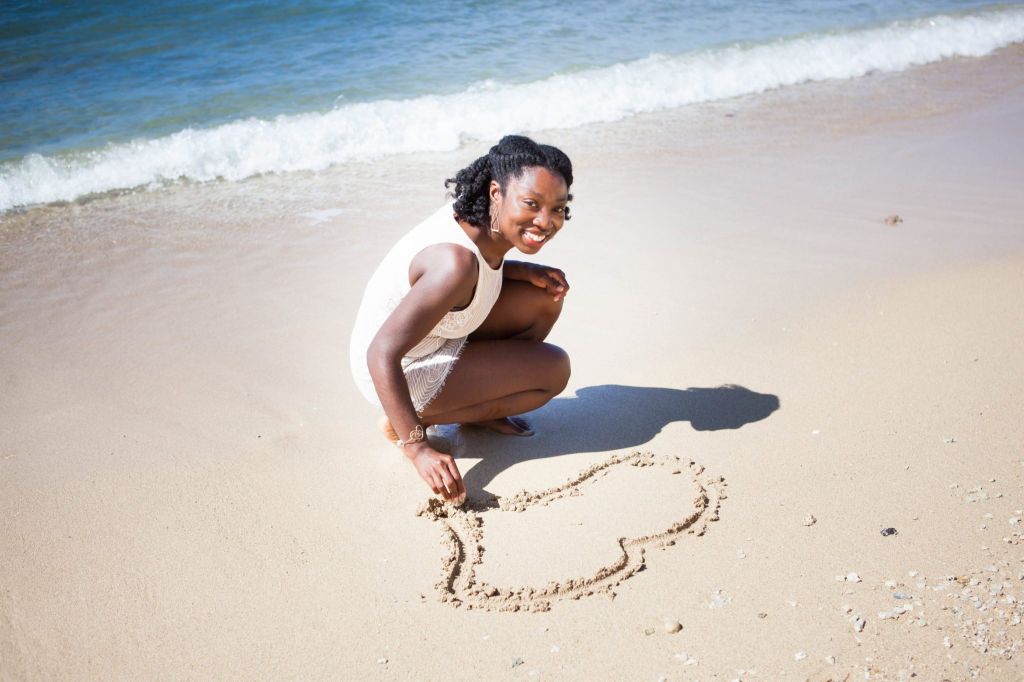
[450,383,780,492]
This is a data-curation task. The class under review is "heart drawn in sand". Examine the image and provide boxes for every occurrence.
[416,451,726,612]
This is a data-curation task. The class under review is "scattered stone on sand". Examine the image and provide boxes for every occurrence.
[377,657,388,665]
[943,636,952,648]
[1010,517,1021,526]
[846,572,862,583]
[854,616,866,632]
[944,437,957,444]
[964,487,989,503]
[794,651,807,661]
[736,550,746,559]
[802,514,817,527]
[511,657,524,668]
[878,604,913,620]
[550,645,560,653]
[881,527,898,537]
[663,619,683,634]
[706,589,730,609]
[674,652,698,666]
[644,627,656,636]
[884,214,903,225]
[758,612,768,619]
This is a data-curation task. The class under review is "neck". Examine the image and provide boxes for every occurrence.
[459,219,510,269]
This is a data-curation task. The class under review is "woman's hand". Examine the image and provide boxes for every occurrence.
[522,263,569,302]
[408,442,466,504]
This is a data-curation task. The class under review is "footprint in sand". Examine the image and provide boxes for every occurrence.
[416,451,726,612]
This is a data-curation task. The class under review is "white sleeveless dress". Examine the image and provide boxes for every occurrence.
[349,202,504,413]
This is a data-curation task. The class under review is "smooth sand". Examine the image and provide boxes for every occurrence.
[2,46,1024,680]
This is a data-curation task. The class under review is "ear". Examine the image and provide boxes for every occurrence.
[489,180,502,205]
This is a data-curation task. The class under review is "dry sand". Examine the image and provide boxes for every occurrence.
[2,46,1024,680]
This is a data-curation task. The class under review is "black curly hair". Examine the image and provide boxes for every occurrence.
[445,135,573,228]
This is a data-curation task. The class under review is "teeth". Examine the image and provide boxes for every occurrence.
[524,232,546,243]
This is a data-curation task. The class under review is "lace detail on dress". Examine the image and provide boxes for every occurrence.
[402,336,467,413]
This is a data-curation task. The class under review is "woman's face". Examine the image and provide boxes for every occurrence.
[490,167,569,254]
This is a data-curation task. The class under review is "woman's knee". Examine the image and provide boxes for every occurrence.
[523,287,564,341]
[539,342,570,394]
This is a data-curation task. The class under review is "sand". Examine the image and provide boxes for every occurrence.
[2,46,1024,680]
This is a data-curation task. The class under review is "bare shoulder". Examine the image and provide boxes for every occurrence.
[408,242,478,289]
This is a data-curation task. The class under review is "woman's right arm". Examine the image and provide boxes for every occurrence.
[366,243,478,503]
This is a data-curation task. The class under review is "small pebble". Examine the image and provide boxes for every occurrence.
[854,617,866,632]
[943,636,952,648]
[663,619,683,634]
[803,514,817,527]
[550,645,560,653]
[736,550,746,559]
[825,655,836,665]
[643,627,655,636]
[794,651,808,661]
[881,527,898,537]
[757,612,768,619]
[846,572,862,583]
[377,658,388,665]
[884,214,903,225]
[511,657,524,669]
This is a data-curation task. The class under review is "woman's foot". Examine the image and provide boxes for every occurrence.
[464,416,534,436]
[378,415,400,444]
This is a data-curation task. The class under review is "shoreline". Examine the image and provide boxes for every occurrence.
[3,44,1024,680]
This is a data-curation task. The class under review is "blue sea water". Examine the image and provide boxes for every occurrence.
[2,0,1023,211]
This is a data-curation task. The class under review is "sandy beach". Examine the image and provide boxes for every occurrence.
[3,43,1024,681]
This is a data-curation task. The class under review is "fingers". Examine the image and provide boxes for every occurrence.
[431,457,463,502]
[415,450,466,504]
[545,269,569,301]
[444,459,466,501]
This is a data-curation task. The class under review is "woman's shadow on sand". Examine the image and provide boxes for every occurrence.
[451,384,779,492]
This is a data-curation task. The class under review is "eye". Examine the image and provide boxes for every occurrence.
[523,199,538,208]
[553,206,566,215]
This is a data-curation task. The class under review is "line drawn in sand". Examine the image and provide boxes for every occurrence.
[417,450,726,612]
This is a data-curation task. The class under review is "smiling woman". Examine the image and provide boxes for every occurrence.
[349,135,574,504]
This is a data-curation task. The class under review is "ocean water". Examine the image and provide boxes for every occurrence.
[2,0,1023,212]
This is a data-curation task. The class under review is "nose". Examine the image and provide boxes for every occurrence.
[533,208,553,230]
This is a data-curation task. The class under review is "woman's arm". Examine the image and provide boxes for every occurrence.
[504,261,569,302]
[366,244,478,502]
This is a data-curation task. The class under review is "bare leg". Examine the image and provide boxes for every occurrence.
[377,279,568,442]
[421,339,570,426]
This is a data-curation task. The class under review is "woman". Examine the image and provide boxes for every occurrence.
[349,135,574,505]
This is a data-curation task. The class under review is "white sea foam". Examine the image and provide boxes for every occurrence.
[2,7,1023,212]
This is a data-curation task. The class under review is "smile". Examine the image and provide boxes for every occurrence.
[523,232,547,244]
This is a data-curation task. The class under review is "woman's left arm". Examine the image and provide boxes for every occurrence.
[504,261,569,302]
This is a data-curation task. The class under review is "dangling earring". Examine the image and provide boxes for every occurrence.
[489,203,500,234]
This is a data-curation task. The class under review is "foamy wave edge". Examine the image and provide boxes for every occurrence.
[3,7,1023,212]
